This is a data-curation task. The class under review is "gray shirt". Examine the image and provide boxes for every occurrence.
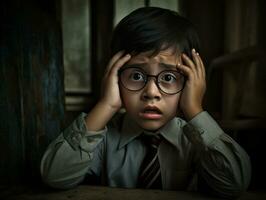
[40,111,251,198]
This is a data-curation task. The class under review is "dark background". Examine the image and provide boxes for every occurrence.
[1,0,266,192]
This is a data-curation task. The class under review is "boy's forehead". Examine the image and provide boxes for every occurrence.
[128,48,181,65]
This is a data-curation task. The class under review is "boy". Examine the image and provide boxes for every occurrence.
[41,7,251,198]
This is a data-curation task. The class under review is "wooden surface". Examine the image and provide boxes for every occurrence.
[1,185,266,200]
[0,0,64,184]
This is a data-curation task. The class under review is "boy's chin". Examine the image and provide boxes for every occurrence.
[137,120,166,132]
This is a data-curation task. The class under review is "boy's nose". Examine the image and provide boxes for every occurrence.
[141,78,161,101]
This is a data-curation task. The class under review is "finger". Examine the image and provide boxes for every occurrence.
[105,51,125,74]
[181,53,197,76]
[101,53,131,95]
[176,62,194,81]
[191,49,201,78]
[197,53,206,79]
[109,54,131,77]
[102,52,128,84]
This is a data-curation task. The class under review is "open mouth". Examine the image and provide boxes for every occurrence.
[139,106,163,119]
[143,107,162,114]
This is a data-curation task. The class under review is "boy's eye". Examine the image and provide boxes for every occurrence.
[130,71,145,81]
[160,73,176,83]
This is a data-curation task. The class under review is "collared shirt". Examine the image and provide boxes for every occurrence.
[40,111,251,198]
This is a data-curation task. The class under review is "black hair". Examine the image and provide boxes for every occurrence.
[111,7,200,59]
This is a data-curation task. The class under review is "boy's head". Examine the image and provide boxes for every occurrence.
[111,6,200,59]
[111,7,200,131]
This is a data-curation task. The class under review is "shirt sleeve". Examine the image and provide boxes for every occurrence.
[183,111,251,198]
[40,113,107,189]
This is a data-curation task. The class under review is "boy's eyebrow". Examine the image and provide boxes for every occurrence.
[159,63,177,70]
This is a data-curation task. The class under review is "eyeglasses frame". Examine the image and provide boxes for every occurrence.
[118,67,186,95]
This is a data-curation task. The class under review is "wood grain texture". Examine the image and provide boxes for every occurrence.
[0,0,64,184]
[1,185,266,200]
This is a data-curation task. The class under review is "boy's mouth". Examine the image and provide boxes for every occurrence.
[139,106,163,119]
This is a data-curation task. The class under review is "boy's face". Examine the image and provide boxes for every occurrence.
[120,48,182,131]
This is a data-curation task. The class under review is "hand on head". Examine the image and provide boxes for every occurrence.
[100,48,207,122]
[176,49,206,120]
[100,51,131,112]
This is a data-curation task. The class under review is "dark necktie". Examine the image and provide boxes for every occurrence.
[138,133,163,189]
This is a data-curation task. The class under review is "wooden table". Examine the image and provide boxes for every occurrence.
[1,185,266,200]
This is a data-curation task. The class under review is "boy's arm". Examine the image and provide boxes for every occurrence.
[40,113,106,189]
[176,48,206,121]
[183,111,251,198]
[177,49,251,198]
[85,51,131,131]
[41,51,131,189]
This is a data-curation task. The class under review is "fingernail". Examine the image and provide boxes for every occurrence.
[196,52,199,56]
[192,48,196,53]
[177,63,181,66]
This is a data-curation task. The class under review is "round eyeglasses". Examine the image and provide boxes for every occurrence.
[119,67,186,95]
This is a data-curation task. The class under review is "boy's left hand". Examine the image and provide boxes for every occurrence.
[176,49,206,121]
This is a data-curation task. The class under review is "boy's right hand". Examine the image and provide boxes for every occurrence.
[85,51,131,132]
[100,51,131,112]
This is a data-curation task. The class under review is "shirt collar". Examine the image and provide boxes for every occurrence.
[118,113,183,149]
[160,117,183,148]
[118,114,143,149]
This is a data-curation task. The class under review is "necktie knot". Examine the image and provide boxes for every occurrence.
[142,134,162,149]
